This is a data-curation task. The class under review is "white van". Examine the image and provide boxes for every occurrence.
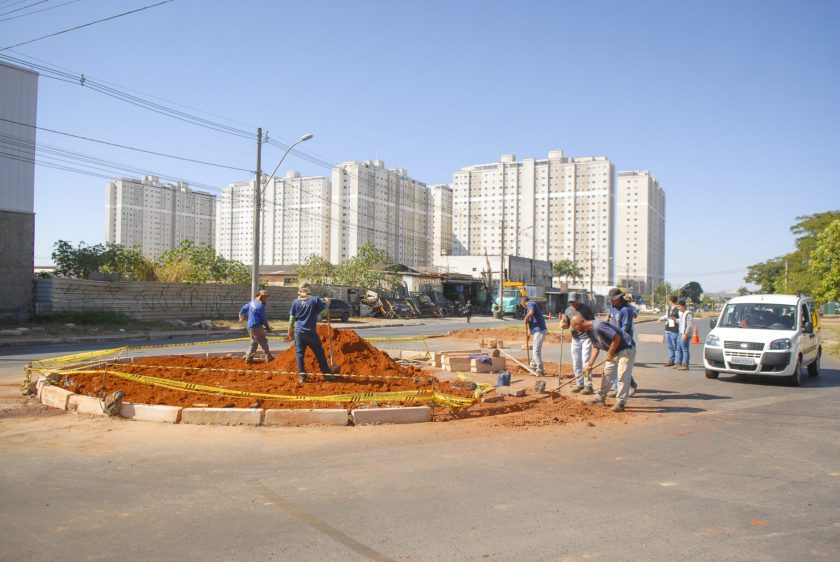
[703,294,822,386]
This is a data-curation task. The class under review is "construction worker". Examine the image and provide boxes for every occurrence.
[288,284,334,383]
[607,288,638,396]
[675,299,694,370]
[239,290,275,364]
[571,315,636,412]
[521,295,547,376]
[560,292,594,394]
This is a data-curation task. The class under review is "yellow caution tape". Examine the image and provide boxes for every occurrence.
[113,363,436,383]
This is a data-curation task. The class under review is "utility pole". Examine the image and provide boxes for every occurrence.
[250,127,263,298]
[784,258,789,293]
[589,247,594,306]
[494,160,506,319]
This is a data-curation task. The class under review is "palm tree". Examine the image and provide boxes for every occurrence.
[553,259,582,287]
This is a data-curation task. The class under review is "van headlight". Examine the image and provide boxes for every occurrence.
[769,338,791,350]
[706,334,720,346]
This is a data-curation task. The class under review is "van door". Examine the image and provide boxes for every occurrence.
[800,301,817,364]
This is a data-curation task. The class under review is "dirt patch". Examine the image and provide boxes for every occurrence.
[437,393,622,426]
[446,326,571,344]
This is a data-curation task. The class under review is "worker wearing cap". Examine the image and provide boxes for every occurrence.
[521,295,547,376]
[288,284,334,383]
[239,290,274,364]
[607,288,638,396]
[561,292,595,393]
[571,315,636,412]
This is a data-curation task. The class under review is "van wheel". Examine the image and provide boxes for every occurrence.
[705,369,719,379]
[808,350,820,377]
[788,357,803,386]
[340,312,349,323]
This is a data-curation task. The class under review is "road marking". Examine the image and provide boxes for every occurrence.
[248,480,395,562]
[747,521,840,539]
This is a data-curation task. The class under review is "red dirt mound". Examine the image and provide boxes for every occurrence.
[446,326,570,344]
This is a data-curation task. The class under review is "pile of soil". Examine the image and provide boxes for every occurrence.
[447,326,570,344]
[436,394,621,426]
[65,326,472,410]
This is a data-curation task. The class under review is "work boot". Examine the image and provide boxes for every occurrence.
[664,362,674,367]
[298,374,307,383]
[612,402,626,413]
[571,384,585,393]
[607,389,617,398]
[587,393,606,406]
[245,358,255,365]
[580,387,594,395]
[266,355,275,362]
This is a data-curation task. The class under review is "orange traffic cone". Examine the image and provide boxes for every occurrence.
[691,325,700,344]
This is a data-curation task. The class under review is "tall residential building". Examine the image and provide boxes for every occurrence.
[0,61,38,319]
[427,184,452,269]
[216,171,331,266]
[106,176,216,258]
[330,160,431,269]
[616,170,665,294]
[451,151,615,286]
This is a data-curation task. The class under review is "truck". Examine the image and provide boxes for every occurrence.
[493,282,546,317]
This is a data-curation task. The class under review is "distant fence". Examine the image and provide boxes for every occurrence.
[35,279,301,322]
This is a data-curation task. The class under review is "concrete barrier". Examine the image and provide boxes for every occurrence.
[351,406,431,425]
[119,403,182,423]
[264,409,349,426]
[40,385,72,410]
[181,407,262,426]
[67,394,106,416]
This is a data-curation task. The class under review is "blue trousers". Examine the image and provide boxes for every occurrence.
[294,331,332,375]
[676,334,690,366]
[665,331,679,364]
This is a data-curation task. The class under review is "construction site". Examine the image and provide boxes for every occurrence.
[25,322,623,427]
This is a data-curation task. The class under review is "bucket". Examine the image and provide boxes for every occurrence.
[497,371,511,387]
[534,380,547,393]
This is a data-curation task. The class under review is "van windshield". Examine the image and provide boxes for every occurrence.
[719,303,797,330]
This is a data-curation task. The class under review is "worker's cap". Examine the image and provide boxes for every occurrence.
[624,293,634,302]
[607,287,624,300]
[256,290,270,299]
[298,284,311,297]
[568,292,579,303]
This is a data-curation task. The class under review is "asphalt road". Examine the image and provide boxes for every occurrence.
[1,316,838,561]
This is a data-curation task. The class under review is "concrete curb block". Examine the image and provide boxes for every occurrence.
[264,409,349,426]
[181,407,263,426]
[67,394,107,416]
[40,385,73,410]
[351,406,432,425]
[119,403,182,423]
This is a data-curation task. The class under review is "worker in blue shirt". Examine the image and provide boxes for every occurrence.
[239,290,274,364]
[288,284,334,383]
[571,315,636,412]
[607,288,638,396]
[521,295,548,376]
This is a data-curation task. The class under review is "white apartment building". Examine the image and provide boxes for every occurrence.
[330,160,432,269]
[0,61,38,318]
[616,170,665,294]
[451,151,615,286]
[427,184,452,270]
[216,171,331,266]
[105,176,215,258]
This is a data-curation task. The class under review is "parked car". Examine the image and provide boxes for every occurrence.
[703,294,821,386]
[319,299,352,322]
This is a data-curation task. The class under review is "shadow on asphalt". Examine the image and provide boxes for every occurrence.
[715,366,839,389]
[635,391,731,402]
[629,405,707,414]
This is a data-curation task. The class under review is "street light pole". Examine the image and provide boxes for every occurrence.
[250,132,314,297]
[494,160,506,319]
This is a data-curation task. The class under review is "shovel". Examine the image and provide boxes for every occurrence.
[326,304,339,374]
[525,325,531,367]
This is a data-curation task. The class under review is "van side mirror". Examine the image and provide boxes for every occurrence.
[709,318,717,329]
[803,321,813,333]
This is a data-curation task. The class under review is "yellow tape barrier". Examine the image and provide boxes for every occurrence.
[67,369,474,408]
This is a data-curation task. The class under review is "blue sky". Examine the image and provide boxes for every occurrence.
[3,0,838,291]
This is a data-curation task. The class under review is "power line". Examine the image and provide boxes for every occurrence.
[0,0,175,51]
[0,0,49,18]
[0,0,81,23]
[0,117,251,172]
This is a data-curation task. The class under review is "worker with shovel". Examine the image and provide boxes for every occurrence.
[571,315,636,412]
[561,292,595,394]
[288,284,336,383]
[521,295,547,376]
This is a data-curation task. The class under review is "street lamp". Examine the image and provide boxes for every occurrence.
[251,133,314,297]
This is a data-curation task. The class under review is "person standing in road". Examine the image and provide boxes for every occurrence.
[675,299,694,370]
[571,315,636,412]
[288,284,335,383]
[561,292,595,394]
[659,295,680,366]
[522,295,547,376]
[240,290,275,364]
[607,288,638,396]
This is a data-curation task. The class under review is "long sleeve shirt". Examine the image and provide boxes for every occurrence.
[240,299,270,330]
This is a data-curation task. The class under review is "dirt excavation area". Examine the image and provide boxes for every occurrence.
[61,325,625,426]
[445,326,570,344]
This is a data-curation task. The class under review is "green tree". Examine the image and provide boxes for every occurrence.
[334,243,400,290]
[737,286,750,296]
[810,218,840,303]
[100,243,156,281]
[52,240,107,279]
[295,254,336,285]
[678,281,704,304]
[745,258,785,293]
[552,259,582,286]
[156,240,250,284]
[652,282,673,309]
